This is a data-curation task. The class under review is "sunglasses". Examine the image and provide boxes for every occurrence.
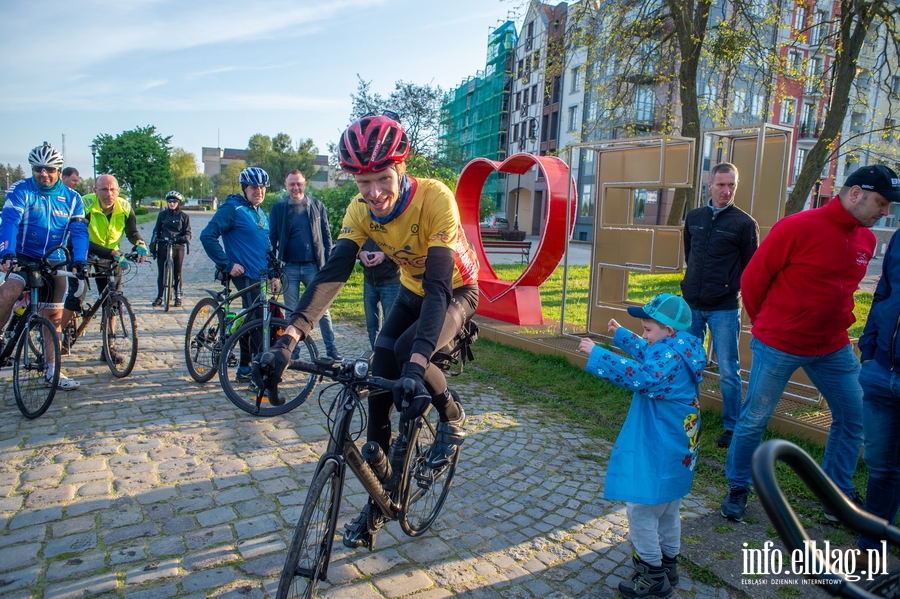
[32,166,58,174]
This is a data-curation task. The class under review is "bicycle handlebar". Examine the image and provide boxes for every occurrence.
[752,439,900,598]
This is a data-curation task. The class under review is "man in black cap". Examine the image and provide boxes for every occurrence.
[720,164,899,524]
[854,165,900,556]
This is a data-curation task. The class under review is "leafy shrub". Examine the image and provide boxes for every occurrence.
[501,229,527,241]
[134,206,149,216]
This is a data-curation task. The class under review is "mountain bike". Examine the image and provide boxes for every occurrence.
[1,246,76,418]
[62,253,141,378]
[752,439,900,598]
[156,236,188,312]
[273,352,461,598]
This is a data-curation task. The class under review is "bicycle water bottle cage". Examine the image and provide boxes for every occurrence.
[431,320,478,375]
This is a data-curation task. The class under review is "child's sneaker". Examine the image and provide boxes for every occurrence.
[661,554,679,586]
[618,554,673,598]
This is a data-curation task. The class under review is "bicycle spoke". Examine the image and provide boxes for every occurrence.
[14,317,59,419]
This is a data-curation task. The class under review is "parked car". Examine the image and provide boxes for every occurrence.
[480,215,510,229]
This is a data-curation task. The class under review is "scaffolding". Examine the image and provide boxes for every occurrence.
[440,21,517,210]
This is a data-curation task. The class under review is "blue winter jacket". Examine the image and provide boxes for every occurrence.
[585,328,707,504]
[0,177,88,263]
[859,229,900,370]
[200,194,270,279]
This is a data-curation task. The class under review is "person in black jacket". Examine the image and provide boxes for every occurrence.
[359,237,400,349]
[680,162,758,448]
[150,191,192,307]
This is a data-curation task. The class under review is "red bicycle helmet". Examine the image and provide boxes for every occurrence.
[338,113,410,174]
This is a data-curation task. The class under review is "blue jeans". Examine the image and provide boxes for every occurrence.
[725,337,863,494]
[858,359,900,550]
[282,262,337,355]
[363,281,400,349]
[690,308,742,431]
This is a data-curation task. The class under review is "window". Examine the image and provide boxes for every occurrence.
[734,89,747,114]
[794,5,807,32]
[567,105,578,131]
[787,50,803,76]
[516,91,521,109]
[580,183,593,217]
[805,56,823,93]
[635,85,654,122]
[810,10,829,45]
[750,94,764,119]
[512,123,519,142]
[892,76,900,97]
[531,86,538,104]
[801,103,817,134]
[794,148,807,183]
[517,59,524,78]
[527,21,534,38]
[570,67,583,92]
[780,98,797,125]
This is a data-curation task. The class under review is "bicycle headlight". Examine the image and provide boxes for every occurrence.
[353,359,369,378]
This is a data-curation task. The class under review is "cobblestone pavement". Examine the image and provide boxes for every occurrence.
[0,213,737,599]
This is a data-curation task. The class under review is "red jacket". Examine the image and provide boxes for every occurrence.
[741,197,874,356]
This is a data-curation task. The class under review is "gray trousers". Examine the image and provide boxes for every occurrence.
[625,499,682,566]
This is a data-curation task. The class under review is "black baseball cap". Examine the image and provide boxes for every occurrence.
[844,165,900,202]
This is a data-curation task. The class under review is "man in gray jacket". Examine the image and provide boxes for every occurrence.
[269,170,341,360]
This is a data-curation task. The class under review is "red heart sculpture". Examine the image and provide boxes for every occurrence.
[455,153,576,325]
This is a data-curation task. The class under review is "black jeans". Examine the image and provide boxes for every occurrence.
[155,243,185,298]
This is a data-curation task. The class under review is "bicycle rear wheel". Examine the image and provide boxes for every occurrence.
[218,317,320,416]
[163,260,173,312]
[276,459,343,599]
[14,316,60,419]
[397,400,460,536]
[102,295,138,378]
[184,298,226,383]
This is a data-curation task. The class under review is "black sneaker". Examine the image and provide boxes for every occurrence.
[174,297,183,307]
[716,430,734,448]
[152,297,163,307]
[426,404,467,469]
[720,485,750,522]
[343,502,384,550]
[661,554,679,586]
[823,490,864,523]
[326,348,343,362]
[618,554,673,598]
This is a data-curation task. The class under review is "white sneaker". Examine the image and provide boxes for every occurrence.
[52,374,80,390]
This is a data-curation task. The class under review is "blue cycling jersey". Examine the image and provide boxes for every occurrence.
[0,177,89,263]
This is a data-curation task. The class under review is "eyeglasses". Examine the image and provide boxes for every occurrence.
[32,167,58,174]
[96,187,119,193]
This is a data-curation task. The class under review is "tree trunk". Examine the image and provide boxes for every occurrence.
[785,0,876,214]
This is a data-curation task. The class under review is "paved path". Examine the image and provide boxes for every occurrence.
[0,212,737,598]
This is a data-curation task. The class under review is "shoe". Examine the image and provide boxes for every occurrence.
[661,554,679,586]
[152,297,163,307]
[343,501,384,550]
[100,351,124,365]
[618,554,673,598]
[326,348,343,362]
[720,485,750,522]
[235,366,252,382]
[50,374,80,390]
[823,490,864,523]
[426,403,467,469]
[716,430,733,448]
[174,297,183,307]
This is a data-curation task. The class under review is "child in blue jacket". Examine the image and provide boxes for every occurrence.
[579,293,706,599]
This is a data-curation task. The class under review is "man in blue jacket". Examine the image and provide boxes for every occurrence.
[853,164,900,556]
[200,166,279,381]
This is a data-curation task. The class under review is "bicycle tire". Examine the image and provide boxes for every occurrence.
[398,400,460,536]
[14,316,60,419]
[102,295,138,378]
[218,317,320,416]
[163,260,173,312]
[184,298,225,383]
[275,459,342,599]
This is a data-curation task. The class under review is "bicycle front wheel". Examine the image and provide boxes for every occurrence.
[14,316,60,419]
[184,298,225,383]
[218,317,319,416]
[163,260,173,312]
[102,295,138,378]
[276,459,343,599]
[398,401,460,536]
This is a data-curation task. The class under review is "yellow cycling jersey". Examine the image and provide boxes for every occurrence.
[339,177,479,296]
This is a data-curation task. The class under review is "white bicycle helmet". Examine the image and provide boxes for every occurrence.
[28,142,65,169]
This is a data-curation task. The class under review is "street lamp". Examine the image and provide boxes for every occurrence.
[90,144,98,179]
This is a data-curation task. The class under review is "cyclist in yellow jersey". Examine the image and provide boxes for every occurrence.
[254,112,478,549]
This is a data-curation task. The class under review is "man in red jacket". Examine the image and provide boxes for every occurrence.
[720,165,899,523]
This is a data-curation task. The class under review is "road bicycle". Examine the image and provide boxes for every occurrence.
[1,246,76,418]
[184,255,319,416]
[62,253,141,378]
[273,352,462,598]
[155,236,188,312]
[753,439,900,598]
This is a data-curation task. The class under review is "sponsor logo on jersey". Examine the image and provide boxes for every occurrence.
[369,222,388,234]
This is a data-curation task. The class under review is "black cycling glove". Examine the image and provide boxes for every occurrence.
[394,362,430,422]
[251,334,297,407]
[72,261,88,280]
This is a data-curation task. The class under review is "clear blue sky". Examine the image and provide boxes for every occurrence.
[0,0,518,177]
